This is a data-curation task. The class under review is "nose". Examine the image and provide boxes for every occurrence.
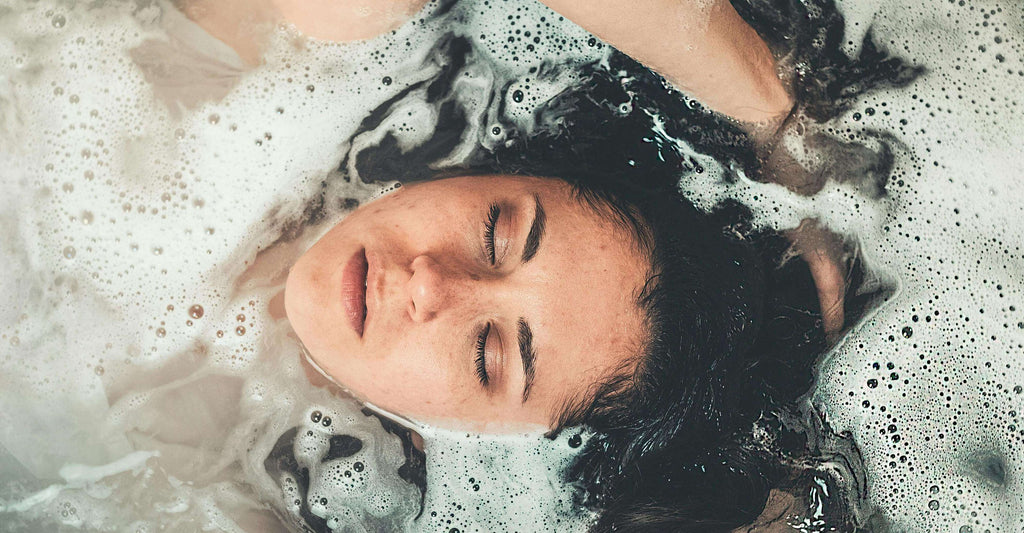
[406,255,452,322]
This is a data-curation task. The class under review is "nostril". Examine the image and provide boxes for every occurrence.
[967,450,1006,488]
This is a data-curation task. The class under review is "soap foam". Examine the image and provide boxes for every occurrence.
[2,0,1024,531]
[0,0,606,530]
[678,0,1024,529]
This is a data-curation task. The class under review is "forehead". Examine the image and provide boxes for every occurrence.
[504,177,650,418]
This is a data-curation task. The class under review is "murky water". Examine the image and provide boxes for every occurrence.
[0,0,1022,531]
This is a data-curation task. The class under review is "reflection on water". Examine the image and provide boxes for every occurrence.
[0,0,1023,531]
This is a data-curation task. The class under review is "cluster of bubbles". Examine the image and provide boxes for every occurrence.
[0,0,604,531]
[675,0,1024,529]
[1,0,1023,530]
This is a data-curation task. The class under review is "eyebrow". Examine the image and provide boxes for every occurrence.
[518,317,536,403]
[521,195,546,263]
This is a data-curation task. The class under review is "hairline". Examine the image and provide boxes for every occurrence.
[545,182,662,433]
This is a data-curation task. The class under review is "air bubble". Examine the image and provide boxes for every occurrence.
[188,305,204,319]
[235,326,246,336]
[63,246,76,259]
[51,14,66,28]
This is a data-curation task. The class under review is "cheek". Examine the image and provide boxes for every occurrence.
[356,334,465,414]
[284,262,331,349]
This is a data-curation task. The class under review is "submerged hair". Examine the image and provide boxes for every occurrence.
[335,0,919,526]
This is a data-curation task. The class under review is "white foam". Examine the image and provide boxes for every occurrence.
[4,0,1023,530]
[674,0,1024,529]
[0,0,608,530]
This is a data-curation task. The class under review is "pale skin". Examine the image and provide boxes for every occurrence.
[285,176,649,431]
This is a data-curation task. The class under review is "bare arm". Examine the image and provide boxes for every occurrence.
[541,0,847,335]
[537,0,792,125]
[179,0,429,65]
[187,0,789,126]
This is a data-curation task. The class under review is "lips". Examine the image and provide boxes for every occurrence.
[341,248,369,337]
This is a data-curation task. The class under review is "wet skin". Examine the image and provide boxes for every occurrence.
[285,175,650,431]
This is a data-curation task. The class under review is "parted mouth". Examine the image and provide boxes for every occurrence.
[341,248,368,338]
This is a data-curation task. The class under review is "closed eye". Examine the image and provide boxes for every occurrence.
[475,322,490,386]
[484,203,500,265]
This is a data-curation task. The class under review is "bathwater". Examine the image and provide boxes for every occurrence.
[0,0,1021,531]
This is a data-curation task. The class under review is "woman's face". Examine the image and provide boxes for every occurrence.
[285,175,650,431]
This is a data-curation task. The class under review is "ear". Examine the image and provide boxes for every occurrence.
[786,219,846,340]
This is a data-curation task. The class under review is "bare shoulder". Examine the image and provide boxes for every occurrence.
[178,0,430,64]
[272,0,430,42]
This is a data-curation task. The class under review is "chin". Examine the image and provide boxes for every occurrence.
[282,269,302,326]
[283,259,322,351]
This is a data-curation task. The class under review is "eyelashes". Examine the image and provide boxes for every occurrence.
[475,322,491,386]
[484,203,500,265]
[475,202,504,388]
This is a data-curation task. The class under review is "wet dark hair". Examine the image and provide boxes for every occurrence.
[479,116,853,532]
[332,0,920,527]
[476,12,915,533]
[547,182,799,532]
